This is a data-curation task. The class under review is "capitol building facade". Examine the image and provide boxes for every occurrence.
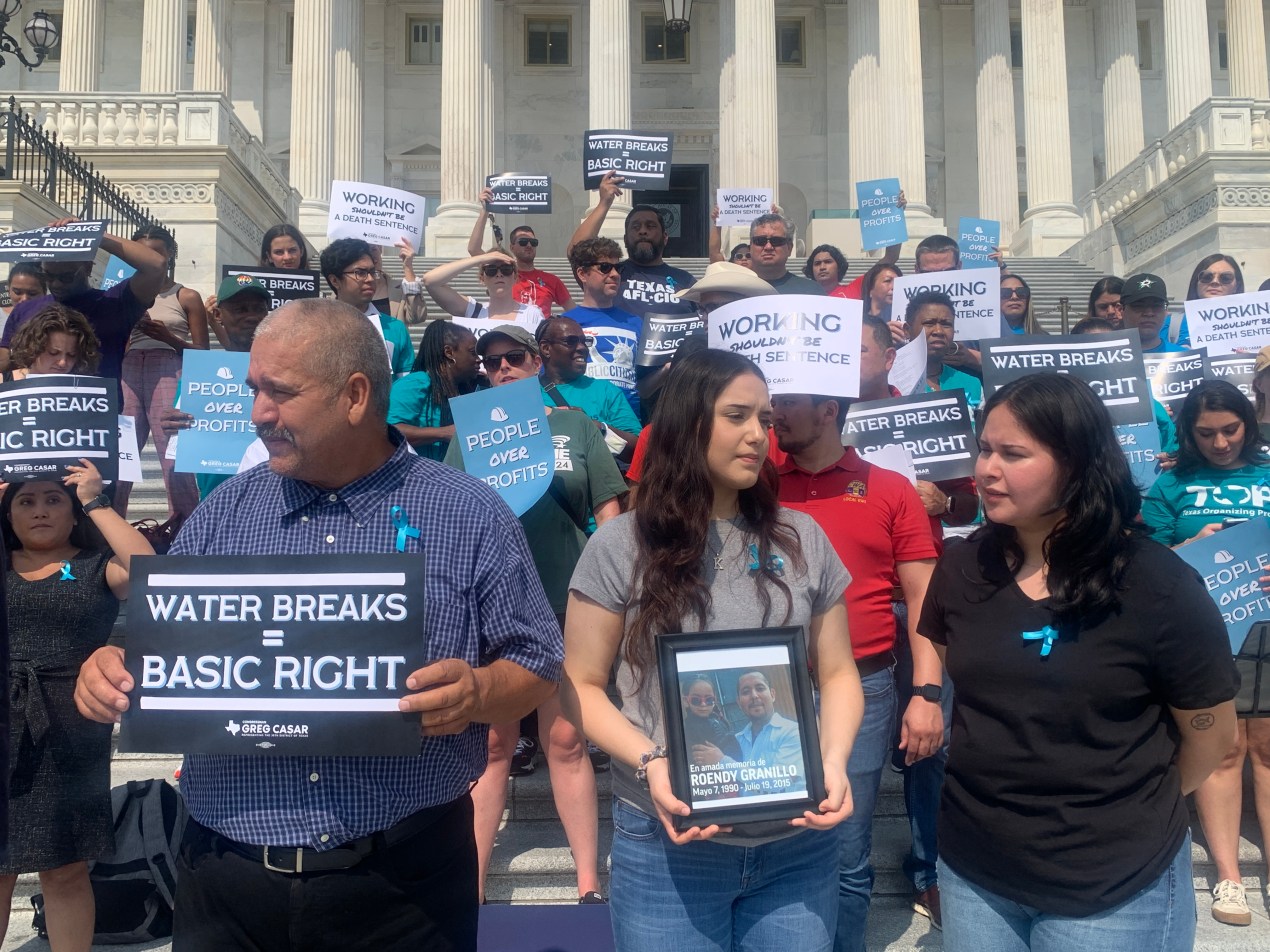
[1,0,1268,293]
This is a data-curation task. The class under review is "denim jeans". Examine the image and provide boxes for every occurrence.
[938,833,1196,952]
[833,665,897,952]
[608,798,840,952]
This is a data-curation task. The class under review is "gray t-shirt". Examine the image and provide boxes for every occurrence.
[569,508,850,843]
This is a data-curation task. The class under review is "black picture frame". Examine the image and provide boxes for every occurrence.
[656,626,825,830]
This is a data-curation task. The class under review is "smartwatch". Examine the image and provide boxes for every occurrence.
[913,684,942,703]
[82,494,111,514]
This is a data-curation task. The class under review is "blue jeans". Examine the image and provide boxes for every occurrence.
[938,833,1195,952]
[833,665,896,952]
[608,798,840,952]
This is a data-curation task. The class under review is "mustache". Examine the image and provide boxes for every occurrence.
[256,424,296,445]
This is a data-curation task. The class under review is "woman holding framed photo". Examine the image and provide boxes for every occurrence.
[562,348,863,951]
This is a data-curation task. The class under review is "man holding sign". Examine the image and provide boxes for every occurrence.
[75,300,562,951]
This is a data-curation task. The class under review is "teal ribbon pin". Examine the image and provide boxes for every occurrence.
[390,506,421,552]
[1021,625,1058,658]
[747,543,785,575]
[59,560,76,582]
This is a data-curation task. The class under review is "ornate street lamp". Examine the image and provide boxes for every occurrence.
[0,1,60,71]
[661,0,692,34]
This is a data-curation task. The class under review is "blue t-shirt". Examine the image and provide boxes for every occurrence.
[545,375,642,435]
[1142,338,1188,354]
[563,305,642,418]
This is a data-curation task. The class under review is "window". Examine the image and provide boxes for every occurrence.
[525,16,570,66]
[1216,21,1228,71]
[407,17,442,66]
[187,12,196,65]
[282,12,295,66]
[1137,19,1153,71]
[642,14,688,64]
[775,18,804,67]
[1009,21,1023,69]
[41,11,62,64]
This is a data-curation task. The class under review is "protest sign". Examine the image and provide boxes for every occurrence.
[1145,348,1207,409]
[957,218,1000,269]
[636,311,707,367]
[0,220,107,263]
[221,266,321,312]
[979,333,1151,426]
[451,314,541,345]
[118,415,142,484]
[119,553,427,756]
[891,268,1001,342]
[0,282,8,309]
[1184,291,1270,356]
[485,174,552,215]
[716,188,773,228]
[888,332,927,396]
[450,377,553,516]
[328,180,426,249]
[583,129,673,189]
[174,351,255,475]
[841,389,977,481]
[99,254,136,291]
[1175,517,1270,653]
[854,179,907,251]
[708,295,862,398]
[1116,422,1162,490]
[1207,352,1257,399]
[0,375,119,483]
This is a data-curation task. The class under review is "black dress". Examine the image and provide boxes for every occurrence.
[2,550,118,873]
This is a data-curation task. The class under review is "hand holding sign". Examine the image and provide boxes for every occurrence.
[75,645,133,724]
[399,658,484,736]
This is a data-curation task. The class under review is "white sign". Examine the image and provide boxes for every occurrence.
[327,180,426,249]
[708,294,862,398]
[891,267,1001,342]
[888,332,927,396]
[1184,291,1270,356]
[716,189,774,228]
[118,415,143,484]
[452,314,541,343]
[858,444,917,485]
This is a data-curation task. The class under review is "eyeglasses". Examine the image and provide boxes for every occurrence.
[1199,270,1236,286]
[585,262,620,274]
[481,264,516,278]
[542,335,588,350]
[340,268,382,282]
[687,696,717,707]
[750,236,790,248]
[731,252,751,261]
[480,349,531,372]
[515,237,540,248]
[1001,288,1031,300]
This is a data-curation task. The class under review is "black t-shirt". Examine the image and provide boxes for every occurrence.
[617,261,696,316]
[919,534,1237,916]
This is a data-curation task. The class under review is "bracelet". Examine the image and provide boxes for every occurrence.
[635,745,667,783]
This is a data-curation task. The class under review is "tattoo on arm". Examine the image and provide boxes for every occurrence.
[1190,713,1215,730]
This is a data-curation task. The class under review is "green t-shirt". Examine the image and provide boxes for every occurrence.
[445,405,627,613]
[1141,462,1270,546]
[378,312,414,377]
[388,370,450,461]
[546,375,643,435]
[1152,397,1178,454]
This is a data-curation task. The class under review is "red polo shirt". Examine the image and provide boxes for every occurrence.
[777,448,938,659]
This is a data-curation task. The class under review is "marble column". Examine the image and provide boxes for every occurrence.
[332,0,363,183]
[729,1,778,192]
[193,0,231,95]
[427,0,493,255]
[1163,0,1213,129]
[880,0,934,226]
[1013,0,1084,256]
[139,0,185,93]
[846,0,884,199]
[289,0,335,242]
[58,0,103,92]
[584,0,632,237]
[974,0,1019,242]
[1099,0,1146,177]
[1226,0,1270,100]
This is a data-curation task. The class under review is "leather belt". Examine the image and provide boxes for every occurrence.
[855,650,896,678]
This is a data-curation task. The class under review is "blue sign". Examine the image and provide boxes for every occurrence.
[855,178,907,251]
[1115,422,1162,491]
[450,377,553,516]
[957,218,1000,269]
[1175,516,1270,653]
[99,255,136,291]
[174,351,255,475]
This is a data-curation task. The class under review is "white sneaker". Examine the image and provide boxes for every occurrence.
[1211,879,1252,926]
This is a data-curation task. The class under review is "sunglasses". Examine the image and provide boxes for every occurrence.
[542,334,588,350]
[750,236,790,248]
[687,696,717,707]
[1199,270,1236,286]
[480,349,531,372]
[586,262,620,274]
[1001,288,1031,300]
[515,237,540,247]
[731,252,751,261]
[481,264,516,277]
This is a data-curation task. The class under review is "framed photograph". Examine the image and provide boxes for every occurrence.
[656,626,825,829]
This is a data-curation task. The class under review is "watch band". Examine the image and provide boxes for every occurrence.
[82,494,111,514]
[914,683,942,702]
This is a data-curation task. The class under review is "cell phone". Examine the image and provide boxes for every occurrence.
[1221,518,1248,529]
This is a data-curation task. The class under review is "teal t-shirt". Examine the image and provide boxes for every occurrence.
[1152,397,1178,454]
[387,370,449,460]
[546,375,642,435]
[1141,462,1270,546]
[379,312,414,377]
[928,364,984,410]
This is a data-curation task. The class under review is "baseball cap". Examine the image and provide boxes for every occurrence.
[475,323,539,356]
[1119,273,1168,307]
[677,262,777,303]
[216,274,271,304]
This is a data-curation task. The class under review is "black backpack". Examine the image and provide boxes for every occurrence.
[32,778,187,944]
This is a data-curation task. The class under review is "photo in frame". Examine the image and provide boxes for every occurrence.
[657,627,825,829]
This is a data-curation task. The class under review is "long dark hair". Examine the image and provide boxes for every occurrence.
[803,244,848,284]
[626,349,805,683]
[412,321,478,424]
[1,481,107,553]
[1185,254,1245,301]
[862,262,902,317]
[1087,275,1123,317]
[259,224,310,270]
[1174,379,1268,475]
[977,374,1144,631]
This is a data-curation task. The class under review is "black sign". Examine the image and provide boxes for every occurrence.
[980,333,1151,426]
[0,220,107,263]
[0,375,119,483]
[841,389,977,481]
[0,281,10,309]
[636,311,706,367]
[1207,352,1257,400]
[485,174,552,215]
[119,553,428,757]
[221,265,321,312]
[1145,348,1208,408]
[583,129,673,189]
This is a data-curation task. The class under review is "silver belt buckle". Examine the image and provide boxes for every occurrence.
[262,845,302,874]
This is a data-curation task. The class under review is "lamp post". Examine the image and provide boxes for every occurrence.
[0,1,59,70]
[662,0,692,34]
